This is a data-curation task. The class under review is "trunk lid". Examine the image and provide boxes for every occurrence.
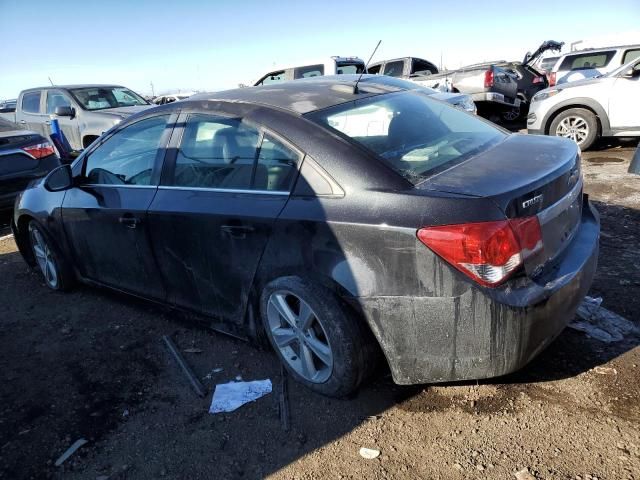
[418,134,583,276]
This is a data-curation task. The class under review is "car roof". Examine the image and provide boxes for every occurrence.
[558,44,640,58]
[189,75,406,115]
[21,84,126,92]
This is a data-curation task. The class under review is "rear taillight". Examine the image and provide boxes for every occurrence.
[532,75,545,84]
[22,142,55,159]
[417,217,543,287]
[549,72,556,87]
[484,69,494,88]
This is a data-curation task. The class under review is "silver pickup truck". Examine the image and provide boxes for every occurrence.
[13,85,152,151]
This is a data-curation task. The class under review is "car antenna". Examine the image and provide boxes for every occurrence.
[354,40,382,94]
[48,76,55,86]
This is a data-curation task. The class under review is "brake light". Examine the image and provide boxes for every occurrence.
[549,72,556,87]
[532,75,545,84]
[484,69,494,88]
[22,142,55,159]
[417,217,543,287]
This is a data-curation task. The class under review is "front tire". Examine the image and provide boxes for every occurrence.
[549,108,598,150]
[260,276,377,397]
[28,221,74,291]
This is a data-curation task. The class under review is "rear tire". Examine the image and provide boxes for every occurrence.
[260,276,377,397]
[549,108,598,150]
[28,221,74,291]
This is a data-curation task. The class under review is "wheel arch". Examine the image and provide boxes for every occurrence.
[543,97,610,135]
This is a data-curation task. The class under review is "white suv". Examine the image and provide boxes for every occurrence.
[549,44,640,86]
[527,57,640,150]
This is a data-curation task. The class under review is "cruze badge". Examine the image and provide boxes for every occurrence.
[522,194,543,209]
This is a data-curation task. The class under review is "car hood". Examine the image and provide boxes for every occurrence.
[91,105,153,118]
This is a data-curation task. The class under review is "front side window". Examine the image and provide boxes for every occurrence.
[84,115,169,185]
[295,64,324,79]
[170,114,299,191]
[70,86,148,111]
[46,91,72,114]
[308,91,505,184]
[383,60,405,77]
[411,59,437,76]
[22,92,41,113]
[622,49,640,65]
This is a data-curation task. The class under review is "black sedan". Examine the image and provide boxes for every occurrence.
[1,118,60,212]
[12,76,599,396]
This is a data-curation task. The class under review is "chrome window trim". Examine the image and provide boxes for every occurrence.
[157,185,289,196]
[82,184,158,189]
[0,148,36,160]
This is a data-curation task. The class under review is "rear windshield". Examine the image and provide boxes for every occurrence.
[307,91,505,184]
[560,51,615,71]
[336,63,365,74]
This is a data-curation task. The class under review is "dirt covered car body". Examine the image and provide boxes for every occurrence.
[12,78,599,396]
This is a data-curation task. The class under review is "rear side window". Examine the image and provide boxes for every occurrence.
[46,91,71,114]
[21,92,41,113]
[295,64,324,79]
[383,60,405,77]
[336,63,365,74]
[622,49,640,64]
[560,51,615,71]
[308,91,505,184]
[84,115,169,185]
[170,114,300,191]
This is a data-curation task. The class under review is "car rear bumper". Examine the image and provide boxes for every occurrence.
[355,196,599,385]
[472,92,521,107]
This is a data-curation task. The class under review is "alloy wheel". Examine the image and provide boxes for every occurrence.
[556,116,589,145]
[266,291,333,383]
[29,225,59,289]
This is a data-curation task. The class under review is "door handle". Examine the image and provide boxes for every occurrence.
[45,121,51,125]
[19,120,26,124]
[220,225,254,238]
[118,215,142,229]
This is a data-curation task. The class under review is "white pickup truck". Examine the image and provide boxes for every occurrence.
[251,56,367,86]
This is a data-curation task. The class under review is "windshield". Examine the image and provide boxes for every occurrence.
[307,91,505,184]
[69,86,149,111]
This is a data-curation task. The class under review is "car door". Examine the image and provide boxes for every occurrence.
[45,89,81,149]
[18,90,48,136]
[61,112,176,299]
[147,110,302,332]
[607,60,640,129]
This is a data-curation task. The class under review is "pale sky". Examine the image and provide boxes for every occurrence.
[0,0,639,100]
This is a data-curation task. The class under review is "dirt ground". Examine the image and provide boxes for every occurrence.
[0,139,639,480]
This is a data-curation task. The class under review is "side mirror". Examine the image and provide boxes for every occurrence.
[54,106,75,118]
[44,164,73,192]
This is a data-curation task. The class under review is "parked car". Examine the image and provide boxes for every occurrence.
[327,74,477,113]
[367,56,439,77]
[0,99,17,123]
[549,44,640,86]
[13,77,599,397]
[251,56,366,86]
[14,85,152,151]
[528,56,640,150]
[0,118,59,212]
[376,42,562,122]
[539,56,560,74]
[408,62,521,121]
[153,93,194,105]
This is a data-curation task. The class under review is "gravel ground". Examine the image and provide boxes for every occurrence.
[0,139,639,480]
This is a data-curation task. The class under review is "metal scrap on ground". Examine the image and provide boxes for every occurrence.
[209,379,272,414]
[54,438,88,467]
[569,296,639,343]
[162,335,207,398]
